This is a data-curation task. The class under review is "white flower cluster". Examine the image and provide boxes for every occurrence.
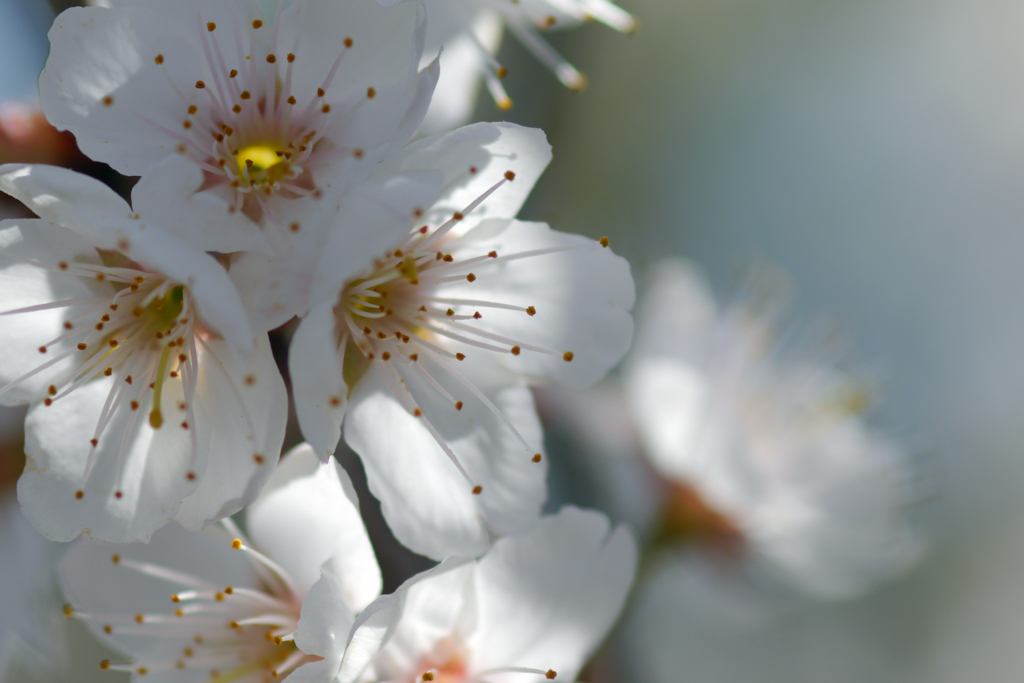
[0,0,928,680]
[0,0,640,680]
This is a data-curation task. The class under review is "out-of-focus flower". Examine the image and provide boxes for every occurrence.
[40,0,435,242]
[309,506,636,683]
[412,0,636,133]
[59,443,381,682]
[0,104,77,167]
[625,259,923,598]
[0,164,287,544]
[0,494,66,681]
[289,122,635,559]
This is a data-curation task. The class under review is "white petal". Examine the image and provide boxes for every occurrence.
[131,155,273,255]
[441,218,635,389]
[285,0,422,118]
[0,164,258,351]
[228,249,312,334]
[465,507,638,681]
[353,560,476,683]
[121,225,257,351]
[388,55,441,153]
[449,123,552,226]
[19,377,195,543]
[293,554,358,674]
[58,523,258,659]
[311,170,444,303]
[344,361,546,560]
[247,442,381,606]
[39,4,245,175]
[418,11,502,136]
[173,335,288,531]
[748,420,925,599]
[624,358,717,482]
[0,220,102,404]
[286,656,346,683]
[290,304,348,461]
[335,592,400,683]
[0,495,61,658]
[380,123,551,231]
[0,163,133,250]
[628,258,720,365]
[288,0,426,159]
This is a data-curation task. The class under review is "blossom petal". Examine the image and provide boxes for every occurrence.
[388,54,440,155]
[287,0,427,164]
[247,443,381,606]
[287,656,346,683]
[18,377,197,543]
[346,560,476,683]
[117,222,257,351]
[131,155,273,255]
[58,523,259,661]
[19,335,284,543]
[625,358,717,482]
[0,163,133,250]
[628,258,720,365]
[39,4,254,176]
[311,170,444,302]
[0,164,257,351]
[344,362,546,560]
[173,335,288,531]
[748,420,926,599]
[290,303,348,461]
[292,555,358,678]
[378,122,551,231]
[442,218,635,389]
[334,592,400,683]
[418,11,503,135]
[0,220,102,404]
[465,507,638,680]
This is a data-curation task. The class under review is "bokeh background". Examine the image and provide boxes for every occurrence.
[3,0,1024,680]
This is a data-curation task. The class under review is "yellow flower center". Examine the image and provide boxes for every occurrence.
[235,143,290,186]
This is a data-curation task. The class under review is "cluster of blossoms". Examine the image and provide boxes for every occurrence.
[0,0,643,680]
[0,0,927,679]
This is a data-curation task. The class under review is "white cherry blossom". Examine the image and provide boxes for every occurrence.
[0,163,287,544]
[40,0,436,247]
[58,443,381,683]
[302,506,636,683]
[625,259,924,598]
[289,122,635,559]
[410,0,636,133]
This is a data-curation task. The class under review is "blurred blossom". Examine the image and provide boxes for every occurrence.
[0,494,64,679]
[517,0,1024,675]
[626,259,924,599]
[0,104,78,167]
[0,1,78,170]
[417,0,636,134]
